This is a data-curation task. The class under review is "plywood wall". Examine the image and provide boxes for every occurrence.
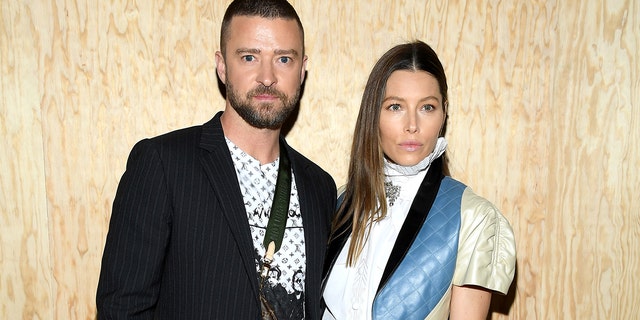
[1,0,638,319]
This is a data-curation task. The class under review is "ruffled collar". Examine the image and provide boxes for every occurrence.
[384,137,447,177]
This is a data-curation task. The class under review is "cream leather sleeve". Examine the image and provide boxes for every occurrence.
[452,188,517,294]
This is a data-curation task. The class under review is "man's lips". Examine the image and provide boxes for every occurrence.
[254,94,278,100]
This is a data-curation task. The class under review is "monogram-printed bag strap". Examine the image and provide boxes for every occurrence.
[259,142,291,320]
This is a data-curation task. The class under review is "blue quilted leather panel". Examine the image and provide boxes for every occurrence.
[373,177,465,319]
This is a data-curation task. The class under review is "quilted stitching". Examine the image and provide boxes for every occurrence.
[373,177,466,319]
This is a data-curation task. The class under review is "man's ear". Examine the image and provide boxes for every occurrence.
[215,51,226,84]
[300,55,308,85]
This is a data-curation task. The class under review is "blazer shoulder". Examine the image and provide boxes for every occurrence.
[125,125,204,167]
[148,125,203,146]
[288,147,334,182]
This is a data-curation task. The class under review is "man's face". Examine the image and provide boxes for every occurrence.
[216,16,307,129]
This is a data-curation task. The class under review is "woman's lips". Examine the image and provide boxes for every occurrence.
[399,141,422,151]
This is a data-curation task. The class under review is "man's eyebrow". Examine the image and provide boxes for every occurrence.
[234,48,300,57]
[274,49,299,57]
[235,48,260,55]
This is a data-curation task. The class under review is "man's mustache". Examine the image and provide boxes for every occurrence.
[248,85,286,100]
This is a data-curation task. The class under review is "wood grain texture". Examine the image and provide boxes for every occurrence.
[0,0,638,319]
[1,1,54,319]
[546,1,640,319]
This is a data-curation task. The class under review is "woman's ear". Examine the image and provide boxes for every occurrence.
[439,109,448,137]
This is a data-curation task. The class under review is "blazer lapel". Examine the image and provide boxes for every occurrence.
[377,157,444,294]
[287,144,320,285]
[198,112,261,298]
[288,142,333,317]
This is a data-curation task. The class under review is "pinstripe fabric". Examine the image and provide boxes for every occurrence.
[97,112,337,320]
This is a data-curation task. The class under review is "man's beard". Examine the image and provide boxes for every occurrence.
[227,82,300,129]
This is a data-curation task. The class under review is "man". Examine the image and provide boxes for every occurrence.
[96,0,337,319]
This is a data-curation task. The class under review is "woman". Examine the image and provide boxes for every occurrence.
[322,41,516,320]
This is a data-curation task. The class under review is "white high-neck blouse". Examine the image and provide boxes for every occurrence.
[322,139,445,320]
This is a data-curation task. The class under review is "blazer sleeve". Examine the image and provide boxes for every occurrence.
[452,188,516,295]
[96,139,172,319]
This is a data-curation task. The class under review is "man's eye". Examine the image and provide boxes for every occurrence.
[242,55,255,62]
[278,57,291,63]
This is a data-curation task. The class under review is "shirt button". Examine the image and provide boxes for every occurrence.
[352,303,360,310]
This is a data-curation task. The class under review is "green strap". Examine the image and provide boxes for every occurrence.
[262,142,291,255]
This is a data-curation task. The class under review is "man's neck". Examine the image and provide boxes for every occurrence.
[220,109,282,165]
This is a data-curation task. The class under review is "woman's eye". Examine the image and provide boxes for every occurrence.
[422,104,435,111]
[387,103,401,111]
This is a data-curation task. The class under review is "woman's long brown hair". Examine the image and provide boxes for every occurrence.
[331,41,450,266]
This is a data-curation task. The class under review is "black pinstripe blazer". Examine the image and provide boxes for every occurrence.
[96,112,337,319]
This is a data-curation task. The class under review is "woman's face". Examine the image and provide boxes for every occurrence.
[379,70,445,166]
